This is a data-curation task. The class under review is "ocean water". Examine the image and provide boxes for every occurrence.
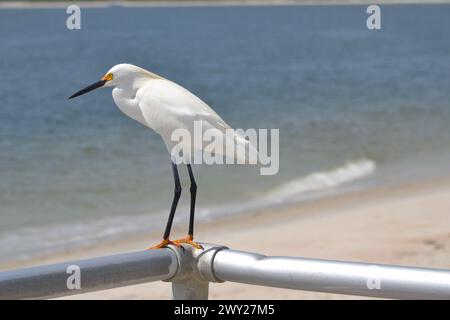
[1,4,450,262]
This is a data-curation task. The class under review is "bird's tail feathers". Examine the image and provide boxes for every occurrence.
[231,134,261,165]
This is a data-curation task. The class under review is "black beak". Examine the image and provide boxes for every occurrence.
[69,80,107,99]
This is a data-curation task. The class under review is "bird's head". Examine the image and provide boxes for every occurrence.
[69,63,158,99]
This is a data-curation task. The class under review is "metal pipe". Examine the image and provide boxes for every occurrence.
[210,248,450,299]
[0,249,178,300]
[2,244,450,300]
[170,245,209,300]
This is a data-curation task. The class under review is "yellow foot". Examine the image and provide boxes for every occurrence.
[173,235,203,249]
[147,239,181,250]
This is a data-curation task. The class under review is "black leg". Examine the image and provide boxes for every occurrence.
[186,164,197,237]
[163,162,182,240]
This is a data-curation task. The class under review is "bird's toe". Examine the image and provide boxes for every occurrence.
[147,239,182,250]
[173,236,203,250]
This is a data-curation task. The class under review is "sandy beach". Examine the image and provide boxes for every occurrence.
[1,1,449,301]
[2,176,449,299]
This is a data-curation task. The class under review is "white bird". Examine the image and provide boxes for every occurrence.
[69,63,256,249]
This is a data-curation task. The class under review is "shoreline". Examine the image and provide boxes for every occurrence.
[1,0,450,9]
[2,174,450,299]
[65,175,450,298]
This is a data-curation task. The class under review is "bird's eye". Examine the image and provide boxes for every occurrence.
[102,73,113,81]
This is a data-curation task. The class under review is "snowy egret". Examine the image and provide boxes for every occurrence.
[69,63,255,249]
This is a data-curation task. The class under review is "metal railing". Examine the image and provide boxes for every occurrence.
[1,243,450,299]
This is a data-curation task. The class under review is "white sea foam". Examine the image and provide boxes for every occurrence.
[0,159,376,263]
[186,159,377,220]
[265,159,376,200]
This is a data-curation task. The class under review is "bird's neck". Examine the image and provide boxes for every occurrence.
[112,85,147,126]
[113,78,150,99]
[113,86,137,100]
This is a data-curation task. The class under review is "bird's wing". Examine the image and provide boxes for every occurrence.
[137,79,258,163]
[137,79,232,134]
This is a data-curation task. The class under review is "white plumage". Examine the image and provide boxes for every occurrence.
[106,63,254,163]
[69,63,258,249]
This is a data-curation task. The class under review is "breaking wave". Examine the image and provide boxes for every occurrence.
[265,159,376,200]
[0,159,376,263]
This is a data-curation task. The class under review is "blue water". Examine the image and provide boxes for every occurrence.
[1,4,450,261]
